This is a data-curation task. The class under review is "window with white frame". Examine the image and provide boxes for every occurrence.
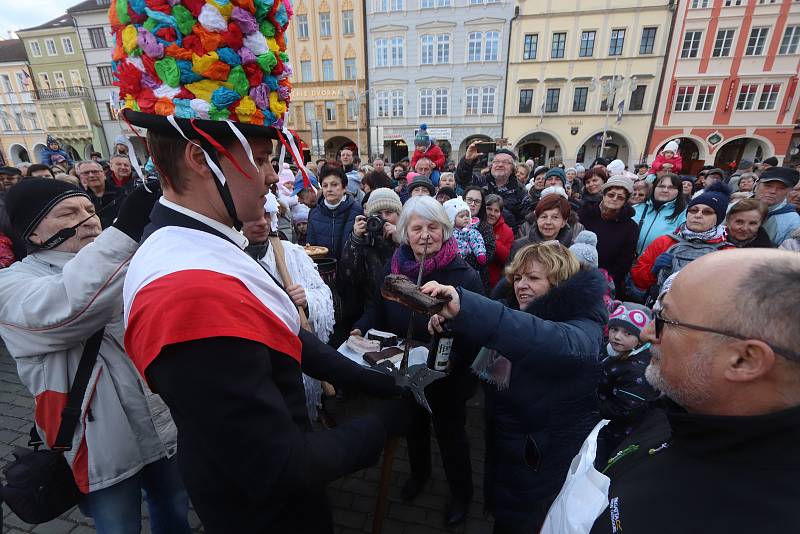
[674,86,695,111]
[436,34,450,64]
[723,0,743,5]
[15,72,27,92]
[342,10,354,35]
[736,84,758,110]
[695,85,716,111]
[481,86,496,114]
[296,15,309,38]
[375,0,388,11]
[391,90,404,117]
[377,91,390,117]
[61,37,74,54]
[421,0,434,8]
[681,31,702,58]
[437,0,451,5]
[523,34,537,60]
[390,37,404,66]
[88,27,107,48]
[344,58,356,80]
[435,88,448,116]
[29,41,41,57]
[758,84,780,110]
[319,13,331,37]
[470,0,482,4]
[0,74,11,93]
[304,102,316,121]
[779,26,800,54]
[745,27,769,55]
[45,39,57,56]
[97,65,114,85]
[53,71,66,89]
[38,72,50,89]
[325,101,336,121]
[375,38,388,66]
[300,60,312,81]
[347,100,357,121]
[691,0,710,7]
[713,29,735,57]
[69,70,82,87]
[468,32,482,62]
[484,31,499,61]
[573,87,588,111]
[609,29,625,56]
[421,35,434,64]
[465,87,480,115]
[391,0,404,10]
[420,88,433,116]
[322,59,334,81]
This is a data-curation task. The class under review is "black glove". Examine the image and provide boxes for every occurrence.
[113,183,161,242]
[373,396,417,436]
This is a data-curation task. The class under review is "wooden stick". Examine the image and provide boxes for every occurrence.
[372,437,399,534]
[269,236,335,398]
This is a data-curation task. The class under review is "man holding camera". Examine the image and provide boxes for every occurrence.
[339,188,403,329]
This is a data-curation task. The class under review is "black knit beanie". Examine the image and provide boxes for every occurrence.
[6,178,90,239]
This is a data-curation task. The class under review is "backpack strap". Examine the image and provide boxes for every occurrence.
[52,328,105,451]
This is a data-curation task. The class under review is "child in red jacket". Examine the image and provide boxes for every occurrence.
[410,124,445,180]
[648,140,682,175]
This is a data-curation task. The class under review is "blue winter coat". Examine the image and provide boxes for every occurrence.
[633,198,686,256]
[453,268,607,529]
[306,195,362,260]
[763,200,800,246]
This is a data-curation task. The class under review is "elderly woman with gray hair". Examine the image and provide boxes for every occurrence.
[352,195,484,526]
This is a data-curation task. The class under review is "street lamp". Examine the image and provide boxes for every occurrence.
[589,61,637,159]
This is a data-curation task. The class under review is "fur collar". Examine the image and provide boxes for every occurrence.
[506,267,609,324]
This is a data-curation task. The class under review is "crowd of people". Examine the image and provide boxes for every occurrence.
[1,128,800,533]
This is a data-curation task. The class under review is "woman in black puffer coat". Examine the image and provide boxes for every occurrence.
[423,241,607,534]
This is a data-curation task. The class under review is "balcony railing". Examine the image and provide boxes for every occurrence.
[29,86,91,101]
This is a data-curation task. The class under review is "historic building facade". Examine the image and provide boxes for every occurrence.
[0,39,46,166]
[17,14,104,162]
[504,0,674,168]
[648,0,800,174]
[366,0,514,163]
[284,0,368,161]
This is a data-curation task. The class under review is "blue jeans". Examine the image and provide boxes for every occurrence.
[78,457,192,534]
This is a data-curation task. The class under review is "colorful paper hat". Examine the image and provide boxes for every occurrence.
[109,0,294,137]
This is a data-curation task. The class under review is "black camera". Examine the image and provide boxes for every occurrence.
[364,215,385,246]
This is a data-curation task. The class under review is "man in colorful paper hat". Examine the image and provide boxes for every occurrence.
[112,1,413,531]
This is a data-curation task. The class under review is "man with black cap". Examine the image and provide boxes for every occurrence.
[109,0,414,531]
[754,166,800,245]
[455,141,527,230]
[0,178,191,531]
[758,155,779,174]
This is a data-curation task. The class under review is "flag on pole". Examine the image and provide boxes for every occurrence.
[616,99,625,123]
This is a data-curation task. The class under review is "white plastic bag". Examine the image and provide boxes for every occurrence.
[540,419,611,534]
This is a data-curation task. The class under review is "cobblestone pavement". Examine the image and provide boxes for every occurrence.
[1,342,494,534]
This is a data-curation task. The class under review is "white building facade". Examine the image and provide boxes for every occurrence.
[366,0,514,163]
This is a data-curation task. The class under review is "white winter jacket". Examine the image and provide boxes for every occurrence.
[0,227,176,493]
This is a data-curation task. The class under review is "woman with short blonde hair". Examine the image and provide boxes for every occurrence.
[421,239,607,531]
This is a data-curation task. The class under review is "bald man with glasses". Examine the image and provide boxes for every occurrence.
[583,248,800,534]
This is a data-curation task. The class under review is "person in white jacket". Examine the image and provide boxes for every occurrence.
[244,193,336,421]
[0,178,190,533]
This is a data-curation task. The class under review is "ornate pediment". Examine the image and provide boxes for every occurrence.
[300,48,311,61]
[344,44,357,58]
[321,46,333,60]
[319,0,330,12]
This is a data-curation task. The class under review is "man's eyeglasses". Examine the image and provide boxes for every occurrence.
[653,296,800,361]
[465,198,481,205]
[655,184,677,190]
[604,192,627,201]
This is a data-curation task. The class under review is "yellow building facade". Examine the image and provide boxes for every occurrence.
[284,0,368,161]
[503,0,674,168]
[0,39,46,166]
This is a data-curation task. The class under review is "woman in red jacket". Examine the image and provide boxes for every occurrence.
[632,183,734,295]
[485,194,514,289]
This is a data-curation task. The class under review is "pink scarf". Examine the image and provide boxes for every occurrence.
[391,238,459,279]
